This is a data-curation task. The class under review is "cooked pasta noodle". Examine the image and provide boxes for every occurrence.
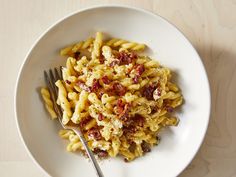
[60,37,94,56]
[106,38,145,51]
[40,87,57,119]
[55,80,72,124]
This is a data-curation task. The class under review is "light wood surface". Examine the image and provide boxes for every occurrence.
[1,0,235,176]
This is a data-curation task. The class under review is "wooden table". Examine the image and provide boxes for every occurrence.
[1,0,235,176]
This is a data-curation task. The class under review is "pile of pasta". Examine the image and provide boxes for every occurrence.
[41,32,183,161]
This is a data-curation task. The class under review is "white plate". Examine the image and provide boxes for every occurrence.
[15,5,211,177]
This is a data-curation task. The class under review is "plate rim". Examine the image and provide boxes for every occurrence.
[14,4,211,177]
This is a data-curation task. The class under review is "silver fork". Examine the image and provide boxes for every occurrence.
[44,68,104,177]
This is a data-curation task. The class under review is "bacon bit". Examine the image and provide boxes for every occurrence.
[117,98,124,106]
[101,76,110,84]
[91,79,101,91]
[79,117,92,129]
[109,60,120,67]
[112,82,126,96]
[116,51,137,65]
[132,64,145,84]
[88,127,102,140]
[76,81,91,92]
[74,51,80,59]
[98,113,104,121]
[116,51,138,65]
[166,106,174,113]
[128,142,136,153]
[99,55,105,64]
[141,142,151,153]
[143,82,160,100]
[134,64,145,76]
[120,112,128,121]
[151,106,159,114]
[65,80,71,84]
[119,103,131,121]
[133,75,139,84]
[115,99,131,121]
[130,52,138,59]
[123,125,136,134]
[93,148,108,158]
[116,99,125,114]
[127,138,133,145]
[98,150,108,158]
[143,84,156,100]
[133,115,145,127]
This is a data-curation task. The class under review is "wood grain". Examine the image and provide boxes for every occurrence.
[0,0,235,176]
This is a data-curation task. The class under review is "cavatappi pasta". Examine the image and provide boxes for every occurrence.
[40,32,183,161]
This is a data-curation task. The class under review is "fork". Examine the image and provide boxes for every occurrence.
[44,68,104,177]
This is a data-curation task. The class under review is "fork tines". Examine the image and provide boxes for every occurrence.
[44,67,63,118]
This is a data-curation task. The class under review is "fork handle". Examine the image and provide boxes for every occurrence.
[72,128,104,177]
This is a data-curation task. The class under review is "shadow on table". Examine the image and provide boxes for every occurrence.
[179,44,236,177]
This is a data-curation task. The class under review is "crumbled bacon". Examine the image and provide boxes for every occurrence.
[133,114,145,127]
[115,99,131,121]
[116,99,125,114]
[128,142,136,153]
[151,106,159,113]
[76,81,91,92]
[117,98,123,106]
[91,79,101,91]
[141,142,151,153]
[129,52,138,59]
[79,117,92,129]
[133,75,139,84]
[142,84,156,100]
[132,64,145,84]
[112,82,126,96]
[98,113,104,121]
[101,76,110,84]
[143,83,160,100]
[109,59,120,67]
[88,127,102,140]
[134,64,145,76]
[93,148,108,158]
[123,125,136,134]
[99,55,105,64]
[65,80,71,84]
[119,103,131,121]
[166,106,174,113]
[116,51,137,65]
[74,51,80,59]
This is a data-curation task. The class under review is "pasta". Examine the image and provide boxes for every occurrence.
[105,38,146,51]
[60,37,94,57]
[41,32,183,162]
[55,80,72,124]
[40,88,57,119]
